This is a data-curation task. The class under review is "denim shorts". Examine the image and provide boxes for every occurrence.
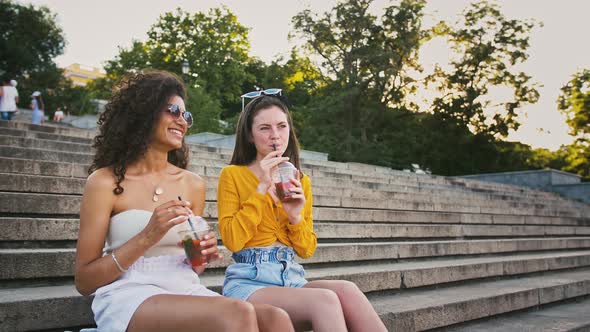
[223,246,308,301]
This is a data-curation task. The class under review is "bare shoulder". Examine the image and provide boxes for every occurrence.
[182,168,205,189]
[169,165,205,189]
[85,167,116,193]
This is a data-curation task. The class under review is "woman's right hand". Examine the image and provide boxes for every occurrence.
[256,150,289,194]
[140,200,191,247]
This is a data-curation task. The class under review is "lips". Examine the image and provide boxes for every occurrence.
[168,128,185,139]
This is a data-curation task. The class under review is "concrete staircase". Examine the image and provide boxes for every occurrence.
[1,120,590,331]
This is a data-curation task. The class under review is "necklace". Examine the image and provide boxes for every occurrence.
[152,185,164,202]
[143,174,164,202]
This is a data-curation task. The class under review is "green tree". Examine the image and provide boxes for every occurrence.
[102,7,252,131]
[292,0,430,165]
[0,0,66,77]
[185,86,222,134]
[556,69,590,180]
[427,1,540,138]
[558,69,590,138]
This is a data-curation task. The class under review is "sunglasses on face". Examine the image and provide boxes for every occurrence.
[166,104,193,128]
[240,88,282,112]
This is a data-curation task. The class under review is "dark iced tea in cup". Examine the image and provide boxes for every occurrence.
[272,161,297,201]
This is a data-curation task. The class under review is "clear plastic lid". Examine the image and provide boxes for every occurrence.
[186,215,210,232]
[278,161,296,169]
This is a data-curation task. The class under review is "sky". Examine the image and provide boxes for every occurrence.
[22,0,590,150]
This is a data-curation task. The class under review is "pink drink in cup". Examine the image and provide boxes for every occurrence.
[272,161,297,201]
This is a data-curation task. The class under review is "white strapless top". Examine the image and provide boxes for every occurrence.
[105,209,186,257]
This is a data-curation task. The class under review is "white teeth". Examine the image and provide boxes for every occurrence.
[169,129,183,136]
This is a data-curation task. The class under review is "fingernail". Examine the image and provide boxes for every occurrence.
[203,235,209,240]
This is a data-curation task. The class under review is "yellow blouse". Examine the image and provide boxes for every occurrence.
[217,165,317,258]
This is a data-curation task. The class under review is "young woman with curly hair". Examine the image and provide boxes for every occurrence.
[74,70,293,332]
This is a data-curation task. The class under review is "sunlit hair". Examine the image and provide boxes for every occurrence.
[230,95,302,174]
[89,70,189,195]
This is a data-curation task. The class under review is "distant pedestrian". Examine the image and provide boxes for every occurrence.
[31,91,45,125]
[0,78,19,120]
[53,107,64,122]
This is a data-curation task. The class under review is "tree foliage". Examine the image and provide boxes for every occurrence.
[427,1,540,138]
[101,7,252,124]
[558,69,590,138]
[292,0,429,165]
[556,69,590,180]
[0,0,66,78]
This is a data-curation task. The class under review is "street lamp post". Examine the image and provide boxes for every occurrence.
[182,60,189,76]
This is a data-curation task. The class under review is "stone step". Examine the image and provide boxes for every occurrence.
[0,157,88,178]
[0,120,96,139]
[3,217,590,242]
[370,267,590,331]
[0,145,92,164]
[0,135,92,154]
[0,126,230,154]
[3,238,590,280]
[0,285,93,332]
[0,147,579,211]
[0,125,572,199]
[0,135,564,202]
[443,295,590,331]
[2,263,590,331]
[0,126,93,144]
[1,159,585,220]
[1,192,588,227]
[1,172,582,218]
[0,158,574,213]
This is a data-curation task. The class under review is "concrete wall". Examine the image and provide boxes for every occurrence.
[459,169,589,204]
[460,169,581,188]
[551,183,590,204]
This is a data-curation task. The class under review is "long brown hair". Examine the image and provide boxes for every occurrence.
[89,70,189,195]
[230,95,301,173]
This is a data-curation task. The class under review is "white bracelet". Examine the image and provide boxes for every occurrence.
[111,250,128,273]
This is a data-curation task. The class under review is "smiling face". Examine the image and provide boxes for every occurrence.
[250,106,290,159]
[152,95,188,150]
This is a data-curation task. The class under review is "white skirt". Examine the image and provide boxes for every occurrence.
[92,254,220,331]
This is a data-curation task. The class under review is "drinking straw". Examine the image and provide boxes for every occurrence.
[273,144,285,183]
[178,195,195,231]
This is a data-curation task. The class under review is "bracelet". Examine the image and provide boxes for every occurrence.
[111,250,128,273]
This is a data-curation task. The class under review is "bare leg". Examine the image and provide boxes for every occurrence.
[128,294,259,332]
[305,280,387,332]
[252,303,295,332]
[248,286,347,332]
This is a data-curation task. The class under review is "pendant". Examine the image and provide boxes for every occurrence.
[152,195,159,202]
[155,187,163,195]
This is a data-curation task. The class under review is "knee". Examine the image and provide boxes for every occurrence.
[259,305,292,327]
[222,300,257,330]
[331,280,368,308]
[313,288,342,308]
[338,280,363,297]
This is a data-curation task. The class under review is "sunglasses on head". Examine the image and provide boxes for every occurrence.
[166,104,193,128]
[240,88,282,112]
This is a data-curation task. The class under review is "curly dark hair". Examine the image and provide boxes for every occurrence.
[89,70,189,195]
